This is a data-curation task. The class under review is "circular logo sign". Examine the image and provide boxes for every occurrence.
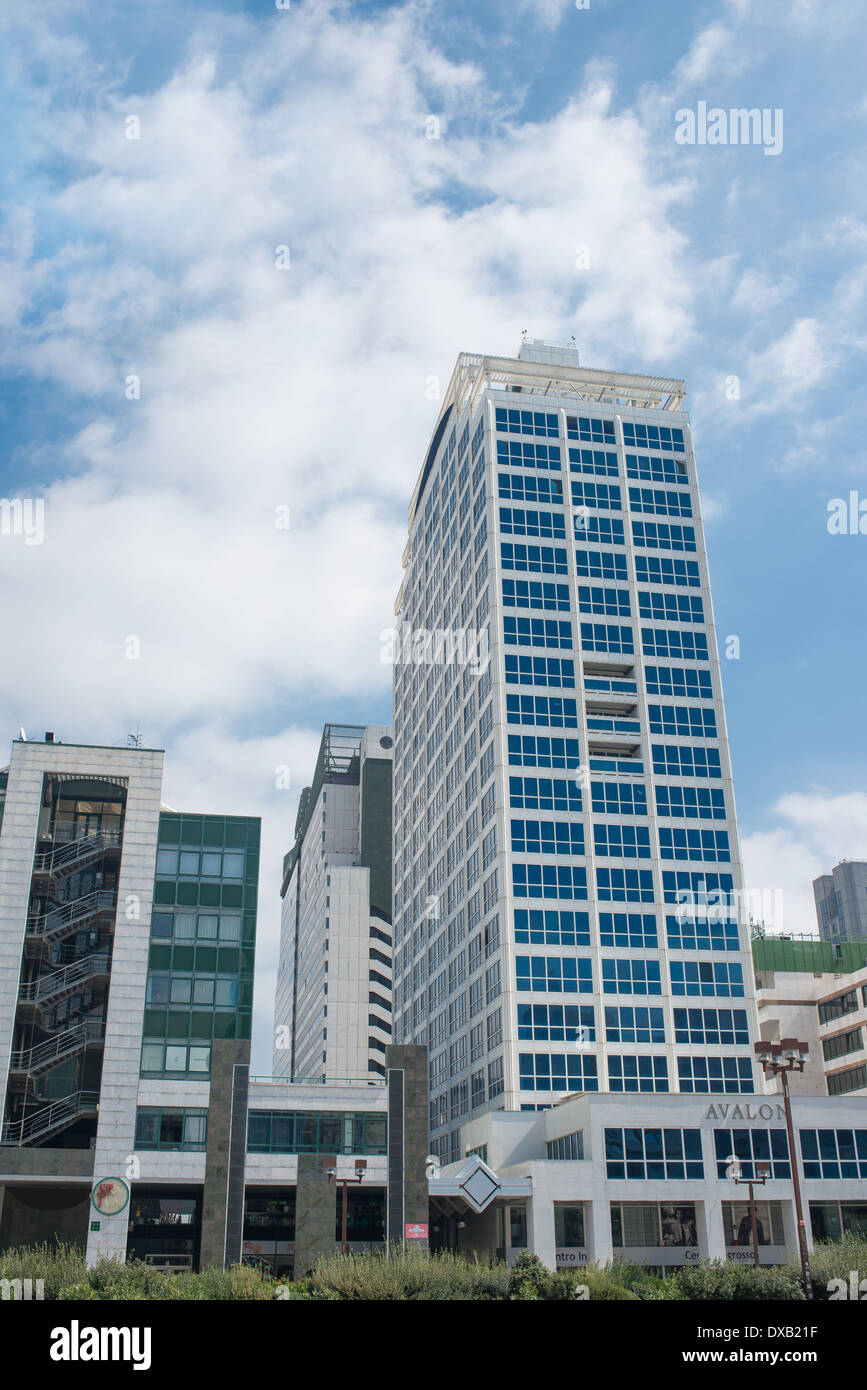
[91,1177,130,1216]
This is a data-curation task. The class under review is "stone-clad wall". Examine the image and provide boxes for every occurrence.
[385,1044,429,1246]
[200,1037,250,1268]
[294,1153,337,1275]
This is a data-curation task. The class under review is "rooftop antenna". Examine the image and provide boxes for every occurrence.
[18,727,26,741]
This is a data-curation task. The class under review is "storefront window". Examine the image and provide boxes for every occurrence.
[611,1202,697,1247]
[554,1204,585,1247]
[509,1206,527,1248]
[810,1202,867,1242]
[127,1188,201,1270]
[722,1200,785,1246]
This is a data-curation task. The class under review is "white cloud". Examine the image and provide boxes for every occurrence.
[735,317,837,420]
[0,2,716,1069]
[698,492,728,522]
[0,2,705,744]
[742,789,867,936]
[731,268,796,314]
[517,0,574,31]
[673,22,752,87]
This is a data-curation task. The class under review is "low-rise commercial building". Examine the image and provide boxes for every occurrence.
[433,1090,867,1269]
[753,933,867,1099]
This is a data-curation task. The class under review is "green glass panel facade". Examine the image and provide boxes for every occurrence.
[140,813,259,1077]
[246,1110,388,1154]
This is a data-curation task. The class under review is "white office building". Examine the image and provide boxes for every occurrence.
[390,340,759,1164]
[274,724,394,1082]
[431,1089,867,1268]
[753,933,867,1099]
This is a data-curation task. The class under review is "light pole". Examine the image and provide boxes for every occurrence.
[754,1038,813,1299]
[730,1158,770,1267]
[327,1158,367,1255]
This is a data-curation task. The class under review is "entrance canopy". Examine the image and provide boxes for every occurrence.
[428,1155,531,1214]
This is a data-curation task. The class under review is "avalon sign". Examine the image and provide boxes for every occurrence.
[703,1103,785,1123]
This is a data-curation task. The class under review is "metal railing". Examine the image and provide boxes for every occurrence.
[18,952,110,1005]
[27,889,116,940]
[32,828,121,876]
[248,1074,387,1086]
[9,1018,104,1074]
[49,824,122,846]
[1,1090,100,1145]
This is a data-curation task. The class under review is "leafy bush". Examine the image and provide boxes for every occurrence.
[606,1258,685,1300]
[0,1241,87,1299]
[504,1252,639,1301]
[51,1256,273,1301]
[579,1267,639,1300]
[303,1246,511,1301]
[182,1264,274,1300]
[274,1277,342,1301]
[673,1259,804,1301]
[508,1251,551,1300]
[11,1239,862,1301]
[794,1234,867,1300]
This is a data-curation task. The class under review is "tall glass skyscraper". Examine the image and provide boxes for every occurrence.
[390,339,759,1164]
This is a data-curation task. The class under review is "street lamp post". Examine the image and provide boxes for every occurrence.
[732,1159,769,1267]
[327,1158,367,1255]
[754,1038,813,1300]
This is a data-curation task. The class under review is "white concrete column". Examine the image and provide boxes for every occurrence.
[86,753,164,1266]
[527,1183,556,1269]
[780,1196,801,1256]
[700,1193,726,1260]
[589,1197,613,1265]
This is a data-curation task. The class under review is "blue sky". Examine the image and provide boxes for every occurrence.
[1,0,865,1070]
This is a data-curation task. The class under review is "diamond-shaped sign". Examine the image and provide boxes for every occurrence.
[458,1158,501,1213]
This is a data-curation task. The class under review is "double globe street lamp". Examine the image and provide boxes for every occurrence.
[753,1038,813,1300]
[728,1157,770,1267]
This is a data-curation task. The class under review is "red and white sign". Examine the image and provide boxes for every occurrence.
[405,1223,429,1240]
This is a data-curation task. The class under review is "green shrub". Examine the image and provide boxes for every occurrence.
[793,1234,867,1300]
[673,1259,804,1301]
[181,1264,273,1300]
[505,1252,631,1301]
[606,1259,685,1300]
[77,1257,177,1300]
[0,1241,87,1299]
[578,1267,639,1300]
[56,1281,102,1300]
[304,1246,511,1301]
[274,1277,342,1301]
[14,1239,859,1302]
[52,1257,273,1301]
[507,1251,551,1300]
